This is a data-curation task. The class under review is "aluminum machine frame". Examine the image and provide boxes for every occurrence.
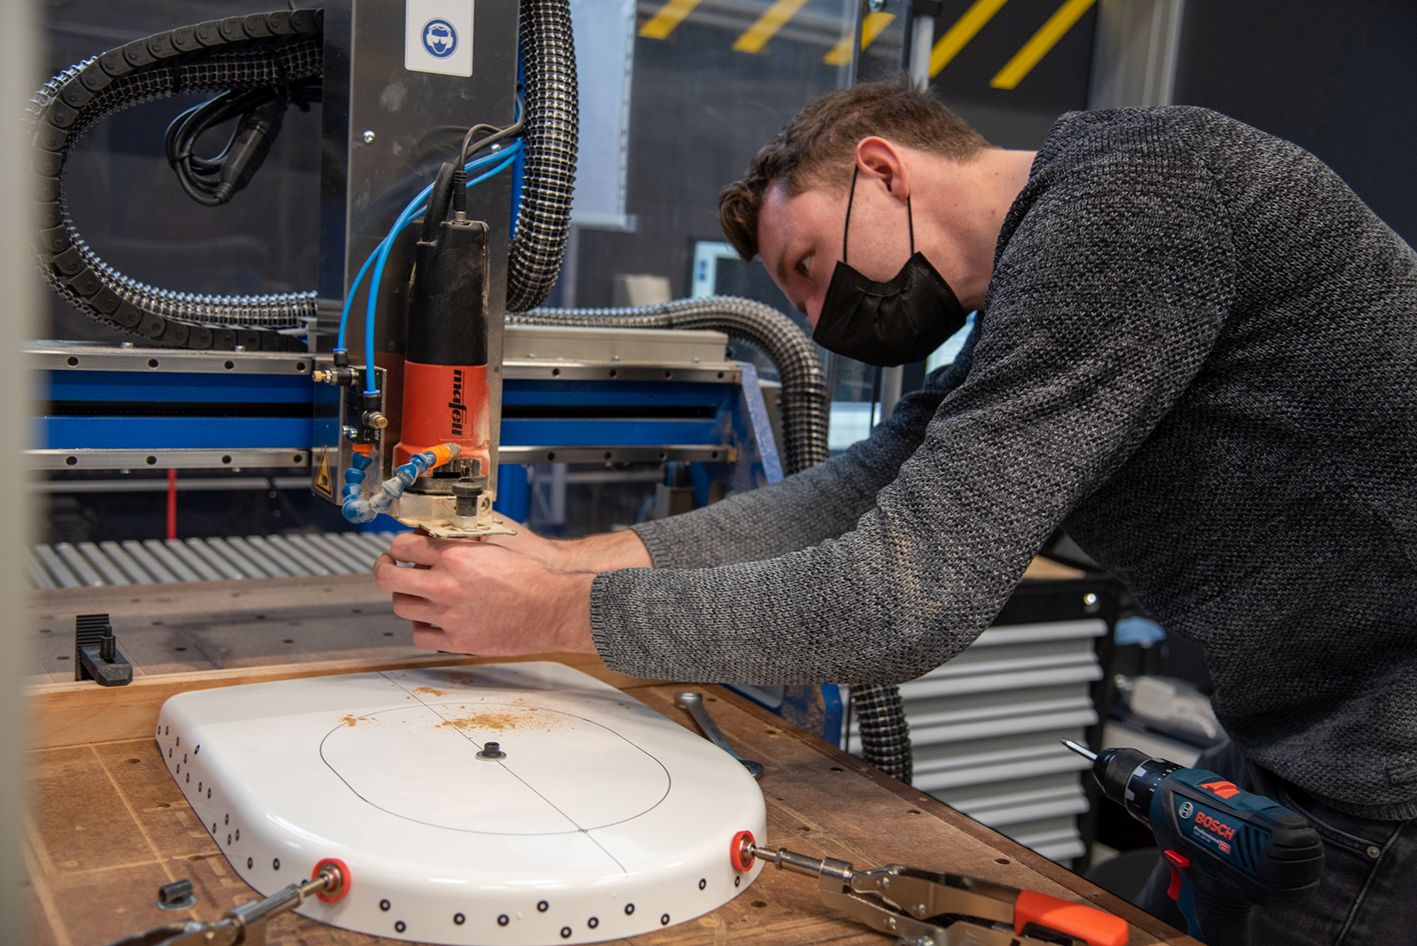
[31,0,783,535]
[27,0,837,763]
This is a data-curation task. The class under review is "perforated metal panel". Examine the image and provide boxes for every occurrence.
[849,620,1104,863]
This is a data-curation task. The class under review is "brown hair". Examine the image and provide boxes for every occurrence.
[718,78,989,261]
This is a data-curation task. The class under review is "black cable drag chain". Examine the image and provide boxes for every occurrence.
[31,9,324,352]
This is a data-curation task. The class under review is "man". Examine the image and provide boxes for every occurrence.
[376,80,1417,942]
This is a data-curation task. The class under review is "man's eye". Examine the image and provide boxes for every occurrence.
[795,255,813,277]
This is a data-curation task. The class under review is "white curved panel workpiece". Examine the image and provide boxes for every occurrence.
[156,662,766,944]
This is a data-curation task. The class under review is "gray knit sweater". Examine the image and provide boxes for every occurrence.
[589,107,1417,820]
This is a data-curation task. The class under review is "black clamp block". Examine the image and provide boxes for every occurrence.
[157,878,196,911]
[75,613,132,687]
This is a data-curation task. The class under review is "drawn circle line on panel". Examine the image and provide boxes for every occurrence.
[318,702,672,836]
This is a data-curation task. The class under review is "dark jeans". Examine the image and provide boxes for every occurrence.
[1136,741,1417,946]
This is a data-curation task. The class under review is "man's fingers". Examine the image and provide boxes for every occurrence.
[373,557,444,596]
[411,624,451,651]
[387,532,441,566]
[391,592,442,625]
[410,622,475,655]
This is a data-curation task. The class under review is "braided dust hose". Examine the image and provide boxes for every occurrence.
[851,683,912,785]
[506,0,578,312]
[517,297,827,473]
[513,298,913,782]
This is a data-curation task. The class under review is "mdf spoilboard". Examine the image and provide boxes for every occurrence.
[154,661,766,945]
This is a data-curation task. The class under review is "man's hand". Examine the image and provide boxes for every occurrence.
[373,533,597,656]
[480,522,653,573]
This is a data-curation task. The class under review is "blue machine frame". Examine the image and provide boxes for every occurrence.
[33,350,780,490]
[33,342,842,746]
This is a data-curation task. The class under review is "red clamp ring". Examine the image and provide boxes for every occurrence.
[312,857,352,903]
[730,830,756,873]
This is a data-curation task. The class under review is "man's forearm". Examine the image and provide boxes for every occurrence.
[625,342,974,571]
[554,528,652,573]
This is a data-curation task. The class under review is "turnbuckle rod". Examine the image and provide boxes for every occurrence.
[227,865,341,930]
[740,839,854,882]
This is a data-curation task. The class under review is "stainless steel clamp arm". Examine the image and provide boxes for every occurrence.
[735,835,1129,946]
[104,862,348,946]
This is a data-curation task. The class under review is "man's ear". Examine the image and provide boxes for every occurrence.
[855,136,910,202]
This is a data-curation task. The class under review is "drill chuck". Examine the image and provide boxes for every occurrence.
[1063,740,1171,815]
[1097,747,1182,822]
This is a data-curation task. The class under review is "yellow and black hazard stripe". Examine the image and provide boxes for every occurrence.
[637,0,1098,91]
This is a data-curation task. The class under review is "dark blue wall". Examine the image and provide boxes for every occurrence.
[1174,0,1416,247]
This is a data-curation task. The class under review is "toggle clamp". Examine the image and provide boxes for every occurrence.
[731,831,1128,946]
[102,859,350,946]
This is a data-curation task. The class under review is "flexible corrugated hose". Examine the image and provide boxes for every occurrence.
[515,298,914,783]
[507,0,578,313]
[516,297,828,474]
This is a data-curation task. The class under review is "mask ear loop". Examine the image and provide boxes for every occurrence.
[906,193,916,255]
[842,165,860,264]
[843,165,915,260]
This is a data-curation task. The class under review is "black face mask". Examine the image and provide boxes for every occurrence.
[812,167,968,367]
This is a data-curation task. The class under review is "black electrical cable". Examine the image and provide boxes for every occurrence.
[460,111,525,165]
[417,114,524,237]
[421,162,459,242]
[164,78,319,207]
[458,123,500,164]
[439,114,524,225]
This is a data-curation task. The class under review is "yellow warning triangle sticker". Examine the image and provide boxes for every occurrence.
[315,448,333,496]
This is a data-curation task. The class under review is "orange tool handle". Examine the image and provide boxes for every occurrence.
[1014,890,1128,946]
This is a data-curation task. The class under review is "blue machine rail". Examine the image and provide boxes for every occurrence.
[37,363,782,491]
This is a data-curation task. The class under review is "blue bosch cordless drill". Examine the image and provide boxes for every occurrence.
[1062,740,1324,942]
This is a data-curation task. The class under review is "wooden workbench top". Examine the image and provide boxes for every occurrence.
[25,575,1187,946]
[26,666,1189,946]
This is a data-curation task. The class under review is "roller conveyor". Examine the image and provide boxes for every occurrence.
[30,531,400,588]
